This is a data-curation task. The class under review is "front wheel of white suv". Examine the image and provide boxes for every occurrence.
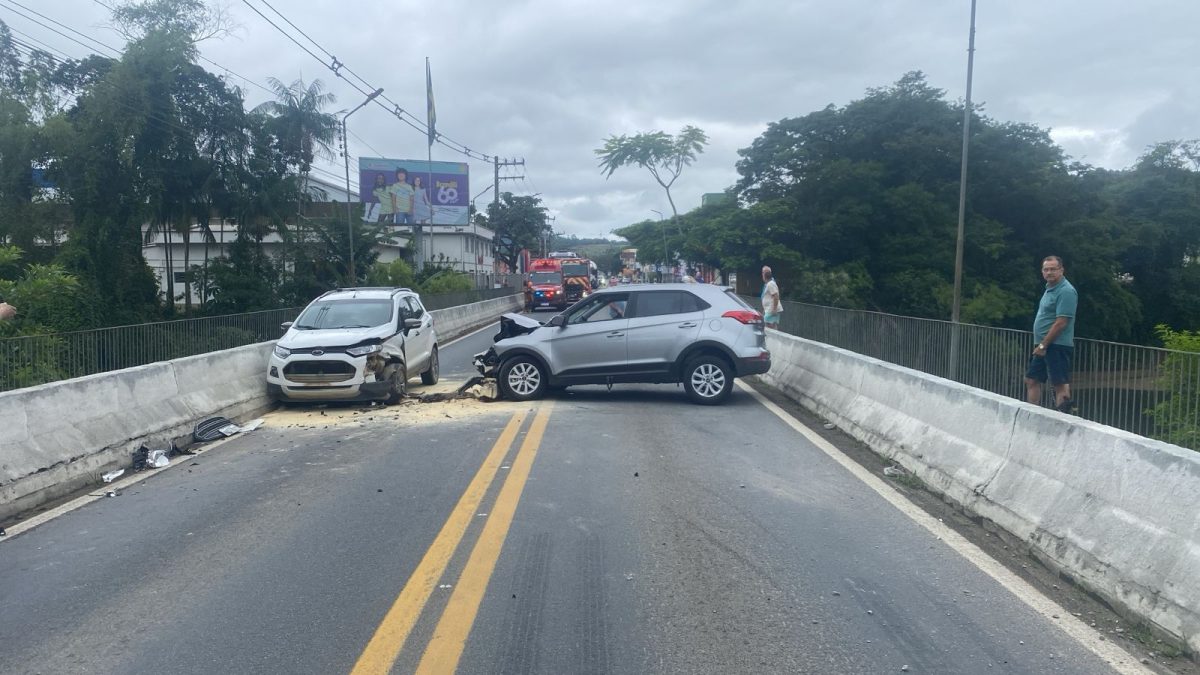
[683,355,733,405]
[499,356,547,401]
[384,363,407,404]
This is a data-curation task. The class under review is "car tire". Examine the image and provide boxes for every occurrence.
[499,355,547,402]
[683,355,733,405]
[421,345,440,385]
[384,362,407,404]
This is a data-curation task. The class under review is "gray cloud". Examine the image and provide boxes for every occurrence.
[14,1,1200,238]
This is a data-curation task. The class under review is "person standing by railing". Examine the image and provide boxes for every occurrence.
[1025,256,1078,413]
[761,265,782,329]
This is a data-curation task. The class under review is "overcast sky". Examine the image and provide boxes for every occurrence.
[8,1,1200,239]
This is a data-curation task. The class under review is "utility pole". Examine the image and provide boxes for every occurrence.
[492,157,526,208]
[949,0,978,380]
[342,88,383,285]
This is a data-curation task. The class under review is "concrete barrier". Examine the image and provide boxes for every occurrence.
[0,294,521,524]
[760,330,1200,655]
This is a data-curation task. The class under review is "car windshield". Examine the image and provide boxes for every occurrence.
[561,264,588,277]
[294,299,393,329]
[530,272,562,285]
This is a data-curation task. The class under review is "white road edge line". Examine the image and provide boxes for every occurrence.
[737,381,1154,675]
[1,434,242,541]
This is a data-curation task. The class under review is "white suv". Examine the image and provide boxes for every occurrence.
[267,287,439,404]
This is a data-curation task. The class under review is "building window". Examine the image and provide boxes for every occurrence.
[173,272,187,284]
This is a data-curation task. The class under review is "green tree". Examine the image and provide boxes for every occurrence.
[251,77,339,284]
[480,192,548,273]
[596,125,708,223]
[719,71,1143,337]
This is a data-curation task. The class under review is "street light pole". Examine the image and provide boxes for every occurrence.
[342,88,383,285]
[949,0,977,379]
[469,185,495,279]
[651,209,666,282]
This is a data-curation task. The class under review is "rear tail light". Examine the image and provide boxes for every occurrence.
[722,310,763,325]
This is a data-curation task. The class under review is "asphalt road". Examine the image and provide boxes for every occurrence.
[0,315,1156,674]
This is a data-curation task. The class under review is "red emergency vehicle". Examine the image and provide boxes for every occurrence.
[527,258,568,310]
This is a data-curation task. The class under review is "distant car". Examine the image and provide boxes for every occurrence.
[267,287,439,404]
[474,283,770,405]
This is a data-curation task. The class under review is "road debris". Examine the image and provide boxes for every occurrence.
[192,416,264,443]
[101,469,125,483]
[823,422,836,430]
[416,376,498,403]
[883,465,908,478]
[193,416,236,442]
[147,449,170,469]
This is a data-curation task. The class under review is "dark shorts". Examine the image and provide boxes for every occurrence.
[1026,344,1073,385]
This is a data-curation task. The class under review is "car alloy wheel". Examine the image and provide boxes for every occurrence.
[684,356,732,405]
[500,356,546,401]
[421,346,440,385]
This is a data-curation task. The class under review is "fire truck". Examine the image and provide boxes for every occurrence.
[527,258,568,310]
[558,257,594,304]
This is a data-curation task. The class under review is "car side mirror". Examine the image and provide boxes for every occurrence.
[547,314,566,328]
[404,317,422,331]
[280,321,293,332]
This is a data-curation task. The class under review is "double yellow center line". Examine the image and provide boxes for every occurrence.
[351,403,554,675]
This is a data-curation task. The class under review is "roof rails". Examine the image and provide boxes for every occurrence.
[318,286,415,298]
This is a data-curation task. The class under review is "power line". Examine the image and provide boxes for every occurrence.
[0,1,117,58]
[242,0,508,165]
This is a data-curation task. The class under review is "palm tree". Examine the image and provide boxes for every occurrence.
[252,77,338,200]
[251,77,339,281]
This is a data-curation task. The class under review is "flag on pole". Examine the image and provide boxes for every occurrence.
[426,58,436,147]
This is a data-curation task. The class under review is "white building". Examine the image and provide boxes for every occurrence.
[141,176,501,304]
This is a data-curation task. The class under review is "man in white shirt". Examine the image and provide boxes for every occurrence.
[761,266,781,329]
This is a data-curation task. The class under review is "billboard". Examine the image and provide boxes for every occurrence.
[358,157,470,226]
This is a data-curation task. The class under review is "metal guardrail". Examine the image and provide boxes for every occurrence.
[745,298,1200,450]
[0,288,519,393]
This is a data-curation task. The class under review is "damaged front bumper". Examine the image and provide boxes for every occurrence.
[474,347,499,377]
[474,313,543,377]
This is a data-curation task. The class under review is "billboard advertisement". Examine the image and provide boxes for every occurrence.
[358,157,469,227]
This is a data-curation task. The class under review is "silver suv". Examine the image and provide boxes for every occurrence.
[267,287,439,403]
[474,283,770,405]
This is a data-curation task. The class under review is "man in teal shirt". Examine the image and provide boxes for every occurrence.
[1024,255,1078,412]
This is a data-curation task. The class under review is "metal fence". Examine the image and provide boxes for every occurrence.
[748,298,1200,450]
[0,288,519,393]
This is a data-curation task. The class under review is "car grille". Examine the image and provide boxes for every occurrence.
[284,360,356,384]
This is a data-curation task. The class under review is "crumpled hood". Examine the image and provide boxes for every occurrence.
[279,324,393,349]
[494,313,543,342]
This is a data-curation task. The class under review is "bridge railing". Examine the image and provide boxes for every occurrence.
[750,298,1200,450]
[0,287,517,393]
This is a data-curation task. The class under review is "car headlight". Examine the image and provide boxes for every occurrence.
[346,343,383,357]
[273,345,291,359]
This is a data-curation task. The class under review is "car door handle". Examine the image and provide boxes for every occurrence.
[607,331,625,338]
[678,322,698,328]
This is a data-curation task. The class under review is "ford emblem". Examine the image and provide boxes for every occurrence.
[311,349,325,356]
